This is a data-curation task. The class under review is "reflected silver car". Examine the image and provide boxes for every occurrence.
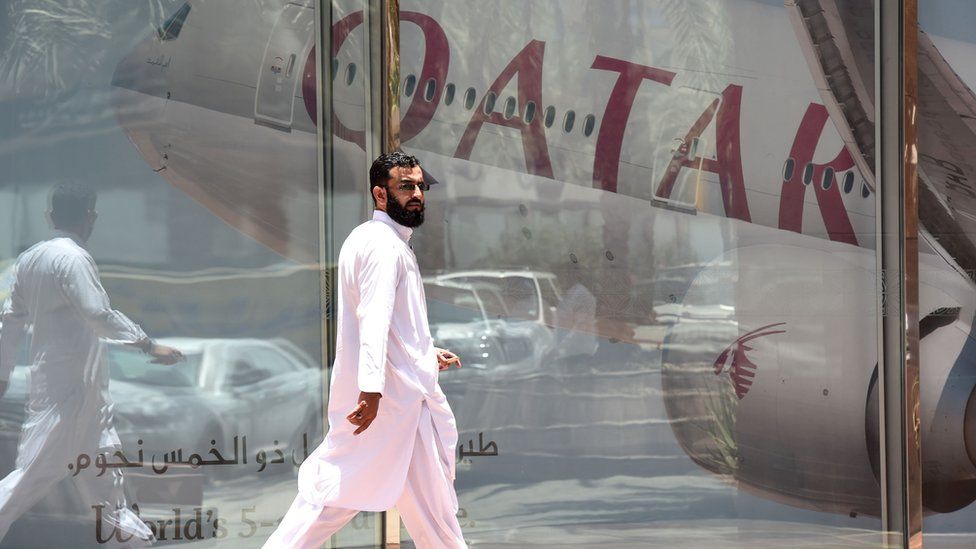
[109,337,323,476]
[0,337,323,517]
[425,279,543,372]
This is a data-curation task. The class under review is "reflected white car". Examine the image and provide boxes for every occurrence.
[0,337,323,491]
[430,270,606,364]
[110,337,323,474]
[425,279,546,373]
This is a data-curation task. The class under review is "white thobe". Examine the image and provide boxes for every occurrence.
[0,230,153,546]
[267,211,464,548]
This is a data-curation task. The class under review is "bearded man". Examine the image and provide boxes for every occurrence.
[264,152,466,549]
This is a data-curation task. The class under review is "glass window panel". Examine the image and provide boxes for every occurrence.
[398,1,883,546]
[0,0,382,546]
[916,1,976,545]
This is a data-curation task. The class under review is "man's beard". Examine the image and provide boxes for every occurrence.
[386,197,425,228]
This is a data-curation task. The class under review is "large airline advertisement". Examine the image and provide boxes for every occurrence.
[2,0,976,547]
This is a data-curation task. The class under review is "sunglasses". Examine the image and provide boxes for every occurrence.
[392,182,430,192]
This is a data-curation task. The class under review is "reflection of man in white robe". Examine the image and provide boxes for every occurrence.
[0,183,182,546]
[265,153,466,549]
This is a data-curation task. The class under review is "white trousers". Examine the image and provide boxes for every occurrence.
[0,406,152,548]
[263,417,466,549]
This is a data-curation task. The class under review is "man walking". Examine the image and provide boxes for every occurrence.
[0,182,182,546]
[264,153,466,548]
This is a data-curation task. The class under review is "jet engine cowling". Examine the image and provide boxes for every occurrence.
[662,241,976,516]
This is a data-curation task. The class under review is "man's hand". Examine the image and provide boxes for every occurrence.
[436,347,462,371]
[347,391,382,435]
[149,343,184,365]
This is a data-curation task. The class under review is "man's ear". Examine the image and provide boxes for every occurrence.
[372,185,387,208]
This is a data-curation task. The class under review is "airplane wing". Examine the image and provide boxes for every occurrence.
[788,0,976,281]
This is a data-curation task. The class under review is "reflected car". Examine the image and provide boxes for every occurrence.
[429,271,561,366]
[425,278,548,373]
[435,269,605,362]
[109,337,323,473]
[435,270,562,325]
[0,337,323,500]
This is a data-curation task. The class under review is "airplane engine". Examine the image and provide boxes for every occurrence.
[662,242,976,516]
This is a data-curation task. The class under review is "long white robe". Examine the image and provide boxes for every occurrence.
[297,210,459,512]
[0,230,153,545]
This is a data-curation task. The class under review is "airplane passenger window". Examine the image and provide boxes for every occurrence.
[404,74,417,97]
[445,83,456,105]
[484,91,497,115]
[463,87,476,110]
[424,78,436,102]
[563,110,576,133]
[582,114,596,137]
[345,63,357,86]
[544,106,556,128]
[524,101,537,124]
[862,183,871,198]
[843,171,855,193]
[158,3,191,41]
[504,97,517,119]
[822,167,834,190]
[803,163,814,185]
[783,158,795,181]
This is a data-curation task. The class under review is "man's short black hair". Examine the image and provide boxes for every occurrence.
[369,151,421,196]
[49,182,96,226]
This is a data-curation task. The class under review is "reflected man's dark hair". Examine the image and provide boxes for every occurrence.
[369,152,421,200]
[49,182,96,226]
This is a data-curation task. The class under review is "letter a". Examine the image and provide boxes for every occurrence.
[454,40,554,178]
[655,84,751,222]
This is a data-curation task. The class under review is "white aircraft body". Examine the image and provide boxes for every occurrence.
[109,0,976,520]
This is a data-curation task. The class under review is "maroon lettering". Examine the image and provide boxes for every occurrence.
[655,84,751,222]
[399,12,450,141]
[778,103,858,245]
[303,12,450,147]
[301,12,367,148]
[454,40,554,178]
[591,56,676,193]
